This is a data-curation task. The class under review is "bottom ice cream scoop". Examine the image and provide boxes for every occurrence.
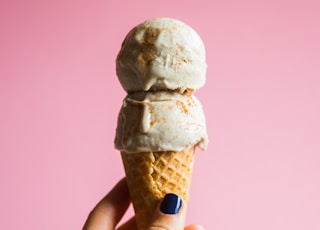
[115,91,208,153]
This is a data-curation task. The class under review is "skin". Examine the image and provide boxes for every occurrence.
[83,178,204,230]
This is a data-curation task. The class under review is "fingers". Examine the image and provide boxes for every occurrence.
[116,217,204,230]
[117,217,138,230]
[83,178,130,230]
[184,224,205,230]
[147,194,205,230]
[83,181,204,230]
[147,193,187,230]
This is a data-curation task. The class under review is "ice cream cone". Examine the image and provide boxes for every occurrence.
[115,18,208,230]
[121,146,195,230]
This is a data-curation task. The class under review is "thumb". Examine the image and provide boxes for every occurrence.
[147,193,186,230]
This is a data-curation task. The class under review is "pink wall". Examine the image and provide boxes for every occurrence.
[1,0,320,229]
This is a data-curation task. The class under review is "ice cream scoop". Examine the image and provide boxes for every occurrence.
[115,91,208,153]
[116,18,207,93]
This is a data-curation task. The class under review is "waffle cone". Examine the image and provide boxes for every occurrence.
[121,146,195,230]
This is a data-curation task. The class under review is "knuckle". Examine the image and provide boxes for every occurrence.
[148,225,172,230]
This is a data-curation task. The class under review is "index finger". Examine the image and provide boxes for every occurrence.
[83,178,131,230]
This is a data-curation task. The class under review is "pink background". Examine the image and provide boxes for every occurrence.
[1,0,320,229]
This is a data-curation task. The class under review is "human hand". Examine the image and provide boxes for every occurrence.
[83,178,204,230]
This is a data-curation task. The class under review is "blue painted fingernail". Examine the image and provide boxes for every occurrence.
[160,193,182,214]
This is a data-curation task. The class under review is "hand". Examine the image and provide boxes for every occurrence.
[83,178,204,230]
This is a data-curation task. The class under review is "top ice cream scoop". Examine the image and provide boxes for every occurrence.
[116,18,207,93]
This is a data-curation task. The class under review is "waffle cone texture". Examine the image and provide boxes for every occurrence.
[121,146,195,230]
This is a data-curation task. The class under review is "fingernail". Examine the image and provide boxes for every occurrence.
[160,193,182,214]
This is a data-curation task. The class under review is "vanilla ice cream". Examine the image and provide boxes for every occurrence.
[116,18,207,93]
[115,91,208,153]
